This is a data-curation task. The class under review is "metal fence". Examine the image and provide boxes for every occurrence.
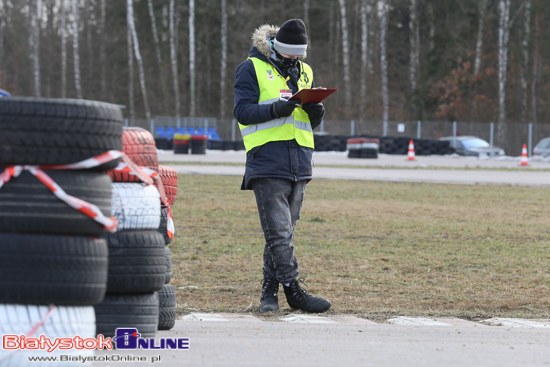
[127,117,550,157]
[318,120,550,157]
[126,117,218,134]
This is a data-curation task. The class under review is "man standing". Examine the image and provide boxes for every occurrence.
[233,19,331,313]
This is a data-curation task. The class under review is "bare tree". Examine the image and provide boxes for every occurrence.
[220,0,227,120]
[338,0,351,114]
[45,0,54,97]
[85,0,93,85]
[474,0,489,75]
[127,25,134,124]
[72,0,82,99]
[497,0,511,143]
[367,0,376,74]
[520,0,531,123]
[61,0,67,98]
[304,0,311,56]
[409,0,419,91]
[189,0,195,117]
[359,0,368,122]
[99,0,106,98]
[32,0,40,97]
[532,0,540,125]
[127,0,151,121]
[148,0,168,112]
[380,0,389,133]
[169,0,180,120]
[0,0,4,79]
[427,3,435,52]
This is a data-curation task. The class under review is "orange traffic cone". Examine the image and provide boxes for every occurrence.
[520,144,529,166]
[407,140,416,161]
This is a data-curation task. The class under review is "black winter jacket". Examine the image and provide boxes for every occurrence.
[234,25,317,190]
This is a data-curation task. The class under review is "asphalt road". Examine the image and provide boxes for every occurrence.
[158,150,550,186]
[91,318,550,367]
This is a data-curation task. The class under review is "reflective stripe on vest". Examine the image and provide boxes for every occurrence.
[238,57,314,152]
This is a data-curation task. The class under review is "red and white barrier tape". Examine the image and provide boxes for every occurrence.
[0,164,118,232]
[112,156,174,240]
[165,204,175,240]
[31,167,118,231]
[0,151,174,238]
[39,151,124,170]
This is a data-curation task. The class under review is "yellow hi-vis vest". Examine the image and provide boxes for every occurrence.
[238,57,314,152]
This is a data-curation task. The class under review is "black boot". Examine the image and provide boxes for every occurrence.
[260,277,279,313]
[283,278,331,313]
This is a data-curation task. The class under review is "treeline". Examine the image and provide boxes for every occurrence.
[0,0,548,129]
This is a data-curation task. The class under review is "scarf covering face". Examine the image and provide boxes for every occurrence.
[280,56,299,70]
[272,47,300,79]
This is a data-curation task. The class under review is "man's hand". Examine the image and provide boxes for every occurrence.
[301,103,325,119]
[270,99,301,119]
[302,103,325,130]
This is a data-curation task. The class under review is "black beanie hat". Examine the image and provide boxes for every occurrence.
[273,19,308,56]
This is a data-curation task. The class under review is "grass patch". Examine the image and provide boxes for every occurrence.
[170,175,550,321]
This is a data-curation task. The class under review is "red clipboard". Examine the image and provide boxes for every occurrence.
[288,88,338,104]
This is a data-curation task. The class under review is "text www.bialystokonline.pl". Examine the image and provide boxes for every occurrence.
[28,354,163,364]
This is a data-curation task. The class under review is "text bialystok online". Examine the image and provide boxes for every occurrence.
[3,328,190,352]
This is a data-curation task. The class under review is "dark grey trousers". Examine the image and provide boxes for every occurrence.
[252,178,307,284]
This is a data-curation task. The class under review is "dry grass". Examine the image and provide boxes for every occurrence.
[169,175,550,321]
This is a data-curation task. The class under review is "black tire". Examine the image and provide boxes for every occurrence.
[209,140,224,150]
[157,205,174,245]
[0,97,122,169]
[158,284,176,308]
[103,231,166,294]
[94,293,159,338]
[0,233,108,305]
[0,169,112,236]
[165,246,172,284]
[234,140,246,151]
[155,137,170,150]
[158,308,177,331]
[157,284,176,331]
[222,140,235,150]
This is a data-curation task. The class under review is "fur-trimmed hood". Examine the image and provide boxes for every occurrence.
[251,24,279,59]
[251,24,307,59]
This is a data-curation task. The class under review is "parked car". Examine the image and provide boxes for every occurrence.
[439,136,505,157]
[533,137,550,157]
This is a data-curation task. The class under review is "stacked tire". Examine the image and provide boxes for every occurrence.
[347,138,379,159]
[208,140,246,151]
[312,132,455,155]
[99,128,176,338]
[0,97,123,366]
[173,133,191,154]
[155,166,178,331]
[365,135,455,155]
